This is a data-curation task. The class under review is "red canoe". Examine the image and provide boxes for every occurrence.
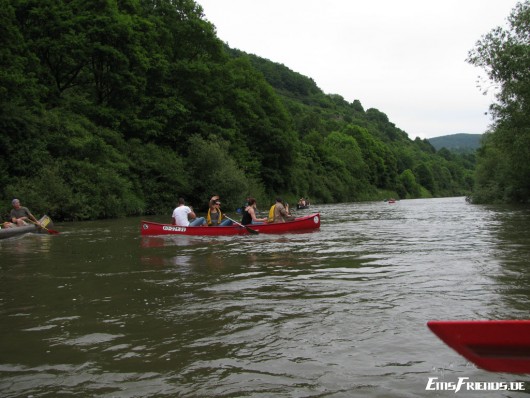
[428,320,530,374]
[140,213,321,236]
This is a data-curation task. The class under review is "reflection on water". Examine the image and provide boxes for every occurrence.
[0,234,53,265]
[1,197,529,397]
[487,206,530,316]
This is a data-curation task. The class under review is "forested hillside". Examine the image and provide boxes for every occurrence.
[428,134,482,152]
[0,0,475,221]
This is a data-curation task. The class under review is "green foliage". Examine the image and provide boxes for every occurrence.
[185,135,264,211]
[473,134,511,203]
[414,163,435,193]
[342,124,398,189]
[468,1,530,203]
[126,139,189,214]
[0,0,478,220]
[398,169,432,198]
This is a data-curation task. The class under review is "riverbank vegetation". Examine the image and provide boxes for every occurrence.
[1,0,477,221]
[468,1,529,204]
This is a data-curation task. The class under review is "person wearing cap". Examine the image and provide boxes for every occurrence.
[207,197,232,226]
[268,197,293,223]
[10,199,40,227]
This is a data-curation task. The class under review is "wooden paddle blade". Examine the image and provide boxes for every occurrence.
[245,226,259,234]
[223,214,259,235]
[428,320,530,374]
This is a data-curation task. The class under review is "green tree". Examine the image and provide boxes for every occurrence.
[185,135,262,210]
[126,139,189,214]
[399,169,421,198]
[414,162,435,194]
[468,1,530,203]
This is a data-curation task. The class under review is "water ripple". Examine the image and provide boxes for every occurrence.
[1,198,530,397]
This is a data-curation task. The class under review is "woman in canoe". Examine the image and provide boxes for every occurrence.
[207,196,232,226]
[241,198,268,225]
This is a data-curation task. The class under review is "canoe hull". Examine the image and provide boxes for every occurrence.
[428,320,530,374]
[141,213,321,236]
[0,215,53,240]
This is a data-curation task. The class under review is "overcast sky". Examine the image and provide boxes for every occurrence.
[198,0,518,139]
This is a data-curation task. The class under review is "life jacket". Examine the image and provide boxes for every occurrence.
[207,208,223,226]
[268,204,276,223]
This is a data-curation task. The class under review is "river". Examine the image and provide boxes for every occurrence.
[1,197,529,397]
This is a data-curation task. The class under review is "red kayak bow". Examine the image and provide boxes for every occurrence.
[428,320,530,374]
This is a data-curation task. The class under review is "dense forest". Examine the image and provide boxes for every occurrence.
[1,0,478,221]
[468,0,530,204]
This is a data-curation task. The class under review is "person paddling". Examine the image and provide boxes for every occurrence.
[268,197,294,223]
[241,198,268,225]
[10,199,40,227]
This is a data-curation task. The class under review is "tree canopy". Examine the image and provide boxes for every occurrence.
[468,0,530,203]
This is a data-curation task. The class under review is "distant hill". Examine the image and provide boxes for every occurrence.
[428,133,483,152]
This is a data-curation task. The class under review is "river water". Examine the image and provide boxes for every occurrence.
[1,197,529,397]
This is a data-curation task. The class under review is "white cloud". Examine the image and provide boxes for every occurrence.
[198,0,517,138]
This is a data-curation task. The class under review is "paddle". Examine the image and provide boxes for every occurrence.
[223,214,259,235]
[28,219,60,235]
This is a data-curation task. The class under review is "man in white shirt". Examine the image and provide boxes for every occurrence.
[172,198,206,226]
